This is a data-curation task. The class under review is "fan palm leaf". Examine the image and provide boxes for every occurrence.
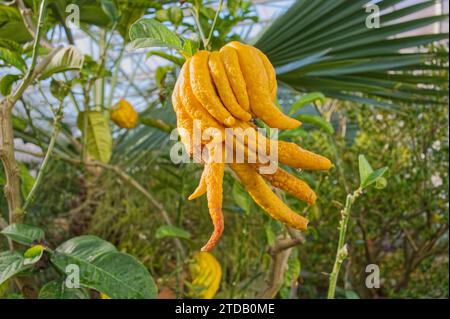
[255,0,449,108]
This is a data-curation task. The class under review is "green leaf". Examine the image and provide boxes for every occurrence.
[12,116,27,130]
[1,224,45,246]
[129,18,183,50]
[39,279,90,299]
[50,235,157,299]
[0,280,9,298]
[227,0,240,16]
[155,9,169,22]
[375,177,388,190]
[255,0,447,108]
[358,154,373,188]
[101,0,120,23]
[0,38,23,53]
[0,74,20,96]
[23,244,45,266]
[39,46,84,80]
[361,167,388,189]
[154,65,173,88]
[77,111,112,163]
[0,47,26,72]
[288,92,326,115]
[18,162,35,198]
[0,251,29,286]
[155,225,190,240]
[296,114,334,135]
[50,79,70,101]
[168,6,183,26]
[345,290,360,299]
[181,38,199,58]
[146,50,184,65]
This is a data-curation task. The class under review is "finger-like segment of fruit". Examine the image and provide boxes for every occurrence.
[189,167,207,200]
[172,80,195,155]
[229,163,308,230]
[278,141,332,171]
[201,146,225,252]
[208,52,252,121]
[252,47,277,101]
[190,51,235,127]
[256,165,317,205]
[190,252,222,299]
[235,121,332,170]
[219,46,250,111]
[226,42,300,130]
[179,60,225,140]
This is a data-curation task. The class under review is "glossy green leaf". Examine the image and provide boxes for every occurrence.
[101,0,120,23]
[0,74,20,96]
[155,225,190,240]
[0,251,29,286]
[50,236,157,299]
[288,92,326,115]
[129,18,182,50]
[296,114,334,135]
[358,154,373,187]
[361,167,388,189]
[1,224,45,246]
[39,279,90,299]
[23,244,45,266]
[0,47,26,72]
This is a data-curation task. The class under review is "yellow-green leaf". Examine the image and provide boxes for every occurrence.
[78,111,112,163]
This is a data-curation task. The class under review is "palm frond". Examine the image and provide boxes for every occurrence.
[255,0,449,108]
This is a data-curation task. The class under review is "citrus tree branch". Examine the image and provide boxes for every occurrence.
[258,228,304,298]
[22,101,64,212]
[327,189,361,299]
[0,0,54,299]
[205,0,223,49]
[16,0,52,49]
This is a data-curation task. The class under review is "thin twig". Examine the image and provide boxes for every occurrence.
[327,189,361,299]
[205,0,224,49]
[189,7,208,49]
[22,101,64,212]
[16,0,52,49]
[258,227,304,299]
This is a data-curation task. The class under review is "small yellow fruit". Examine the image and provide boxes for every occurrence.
[189,252,222,299]
[100,292,111,299]
[110,99,139,129]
